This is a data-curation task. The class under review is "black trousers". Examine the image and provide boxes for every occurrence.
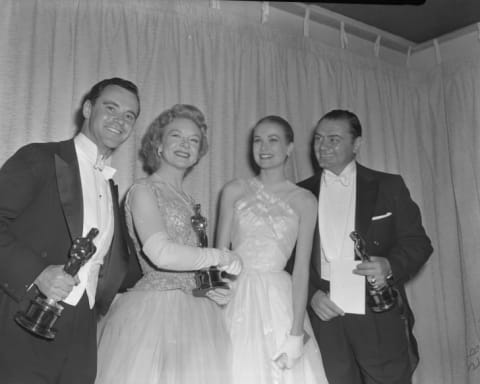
[309,304,412,384]
[0,291,97,384]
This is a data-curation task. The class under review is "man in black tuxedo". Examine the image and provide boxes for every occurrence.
[298,109,432,384]
[0,77,140,383]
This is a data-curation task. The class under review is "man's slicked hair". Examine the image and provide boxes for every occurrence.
[317,109,362,138]
[86,77,140,115]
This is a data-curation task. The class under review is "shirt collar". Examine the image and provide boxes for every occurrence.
[323,161,356,187]
[74,133,116,179]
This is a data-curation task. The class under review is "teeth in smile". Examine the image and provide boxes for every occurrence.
[107,127,121,134]
[175,151,189,158]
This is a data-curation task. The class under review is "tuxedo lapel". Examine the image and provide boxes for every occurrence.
[355,164,378,238]
[311,219,321,273]
[108,179,122,260]
[109,179,119,210]
[96,180,118,285]
[311,172,322,264]
[95,179,132,314]
[55,140,83,241]
[306,172,322,198]
[300,172,323,288]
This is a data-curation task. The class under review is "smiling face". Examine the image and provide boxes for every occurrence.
[81,84,139,157]
[252,120,293,170]
[158,117,202,171]
[313,118,361,175]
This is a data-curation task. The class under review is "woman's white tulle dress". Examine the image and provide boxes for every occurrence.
[95,179,231,384]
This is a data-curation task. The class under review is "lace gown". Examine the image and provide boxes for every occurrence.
[224,178,329,384]
[95,179,231,384]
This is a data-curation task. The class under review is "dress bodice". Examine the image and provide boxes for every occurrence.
[231,178,300,272]
[125,178,200,291]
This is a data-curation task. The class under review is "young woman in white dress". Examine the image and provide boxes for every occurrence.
[216,116,329,384]
[95,104,241,384]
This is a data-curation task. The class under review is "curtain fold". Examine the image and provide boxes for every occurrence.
[434,56,480,383]
[0,0,476,382]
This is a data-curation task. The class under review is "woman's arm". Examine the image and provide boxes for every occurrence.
[272,189,318,369]
[128,183,239,272]
[290,190,318,336]
[215,179,243,249]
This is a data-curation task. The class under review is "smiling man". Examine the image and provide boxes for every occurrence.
[298,109,432,384]
[0,78,140,384]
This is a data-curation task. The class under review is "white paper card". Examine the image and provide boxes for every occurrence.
[330,259,365,315]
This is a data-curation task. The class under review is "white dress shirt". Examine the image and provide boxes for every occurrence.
[318,161,357,281]
[63,133,115,308]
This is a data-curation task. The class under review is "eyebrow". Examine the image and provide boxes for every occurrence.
[102,100,119,108]
[315,133,342,138]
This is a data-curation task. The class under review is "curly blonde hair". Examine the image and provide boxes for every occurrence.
[139,104,209,174]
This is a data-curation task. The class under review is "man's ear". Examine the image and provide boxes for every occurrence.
[353,136,362,155]
[82,100,92,119]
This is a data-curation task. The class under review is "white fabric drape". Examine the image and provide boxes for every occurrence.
[427,56,480,384]
[0,0,476,383]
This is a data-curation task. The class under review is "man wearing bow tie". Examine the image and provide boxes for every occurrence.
[298,109,432,384]
[0,78,140,383]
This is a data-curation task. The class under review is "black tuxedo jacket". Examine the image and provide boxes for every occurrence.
[0,139,131,315]
[298,163,432,298]
[298,163,433,365]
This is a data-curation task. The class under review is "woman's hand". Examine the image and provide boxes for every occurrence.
[272,333,304,369]
[206,288,232,306]
[218,251,243,275]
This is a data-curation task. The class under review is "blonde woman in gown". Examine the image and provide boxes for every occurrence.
[216,116,329,384]
[95,104,241,384]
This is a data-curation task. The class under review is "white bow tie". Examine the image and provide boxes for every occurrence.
[324,171,350,187]
[93,157,116,180]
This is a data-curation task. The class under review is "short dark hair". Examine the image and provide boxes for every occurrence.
[254,115,294,143]
[140,104,209,174]
[86,77,141,115]
[317,109,362,138]
[74,77,140,133]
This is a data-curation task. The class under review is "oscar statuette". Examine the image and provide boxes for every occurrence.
[15,227,99,340]
[349,230,397,313]
[191,204,229,297]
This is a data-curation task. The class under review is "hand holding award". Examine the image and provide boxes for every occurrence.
[15,228,99,340]
[191,204,232,297]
